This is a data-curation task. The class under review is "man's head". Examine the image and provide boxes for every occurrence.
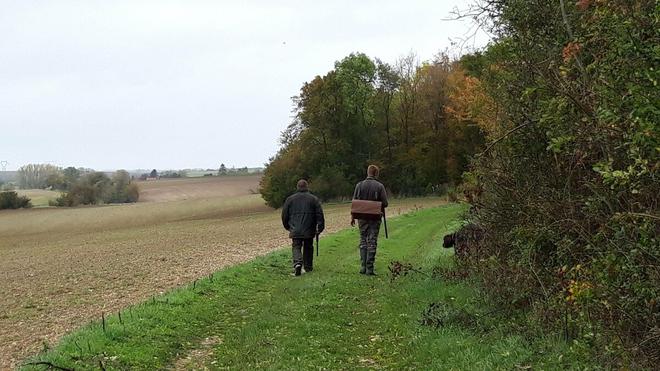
[296,179,309,191]
[367,165,379,178]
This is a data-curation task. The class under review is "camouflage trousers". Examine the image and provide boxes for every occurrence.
[358,219,381,252]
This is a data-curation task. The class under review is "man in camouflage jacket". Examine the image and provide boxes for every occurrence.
[351,165,388,275]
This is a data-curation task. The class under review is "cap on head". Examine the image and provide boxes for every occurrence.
[296,179,309,191]
[367,165,379,177]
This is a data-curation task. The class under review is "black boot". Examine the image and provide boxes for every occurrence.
[366,250,377,275]
[359,249,367,274]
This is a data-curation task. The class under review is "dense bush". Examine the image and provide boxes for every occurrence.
[53,170,139,206]
[0,191,31,209]
[459,0,658,366]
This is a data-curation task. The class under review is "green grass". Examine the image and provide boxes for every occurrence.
[16,189,60,208]
[24,205,595,370]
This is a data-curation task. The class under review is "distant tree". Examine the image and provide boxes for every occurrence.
[218,163,227,175]
[62,167,81,188]
[108,170,140,203]
[160,170,183,178]
[17,164,61,189]
[45,171,67,190]
[149,169,158,178]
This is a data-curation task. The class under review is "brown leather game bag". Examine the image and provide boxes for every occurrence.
[351,199,383,220]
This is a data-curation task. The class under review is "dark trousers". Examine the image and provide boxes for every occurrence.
[292,238,314,270]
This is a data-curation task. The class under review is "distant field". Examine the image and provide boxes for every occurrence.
[137,175,261,202]
[0,179,446,369]
[16,189,61,207]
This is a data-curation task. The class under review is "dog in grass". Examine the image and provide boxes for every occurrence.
[443,223,484,261]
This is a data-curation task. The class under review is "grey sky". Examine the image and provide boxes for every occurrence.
[0,0,489,171]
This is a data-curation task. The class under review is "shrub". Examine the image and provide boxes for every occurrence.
[0,191,32,209]
[125,183,140,203]
[53,171,139,206]
[309,166,353,202]
[460,0,659,365]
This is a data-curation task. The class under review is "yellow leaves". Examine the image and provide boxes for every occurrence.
[444,69,499,136]
[565,279,592,304]
[560,264,592,305]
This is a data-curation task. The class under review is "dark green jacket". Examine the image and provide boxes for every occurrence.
[281,190,325,239]
[353,177,388,209]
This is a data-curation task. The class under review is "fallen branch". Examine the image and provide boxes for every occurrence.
[478,121,531,156]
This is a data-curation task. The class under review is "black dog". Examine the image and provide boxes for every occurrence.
[442,223,484,260]
[443,232,457,248]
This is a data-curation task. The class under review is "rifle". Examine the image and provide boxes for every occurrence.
[382,209,388,239]
[316,233,319,256]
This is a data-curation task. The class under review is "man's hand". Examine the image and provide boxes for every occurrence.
[350,218,355,227]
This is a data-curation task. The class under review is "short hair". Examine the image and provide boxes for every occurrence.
[296,179,309,190]
[367,165,379,177]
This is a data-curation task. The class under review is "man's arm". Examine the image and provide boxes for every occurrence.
[316,199,325,234]
[281,199,290,230]
[351,182,360,226]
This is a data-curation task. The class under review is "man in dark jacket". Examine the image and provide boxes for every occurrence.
[351,165,388,275]
[282,179,325,276]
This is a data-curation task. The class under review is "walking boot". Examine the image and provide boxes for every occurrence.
[365,250,377,276]
[359,248,367,274]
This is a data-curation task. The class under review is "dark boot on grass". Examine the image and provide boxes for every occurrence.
[294,263,302,276]
[359,248,367,274]
[365,250,377,276]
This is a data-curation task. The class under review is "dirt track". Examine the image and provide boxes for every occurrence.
[0,182,446,369]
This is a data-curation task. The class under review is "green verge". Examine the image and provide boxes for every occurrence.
[24,205,596,370]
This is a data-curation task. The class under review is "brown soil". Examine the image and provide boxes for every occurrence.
[137,175,261,203]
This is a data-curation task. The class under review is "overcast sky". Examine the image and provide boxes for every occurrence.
[0,0,489,171]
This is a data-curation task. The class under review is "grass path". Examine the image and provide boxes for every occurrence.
[25,205,592,370]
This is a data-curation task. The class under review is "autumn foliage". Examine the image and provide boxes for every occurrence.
[459,0,659,366]
[260,53,485,207]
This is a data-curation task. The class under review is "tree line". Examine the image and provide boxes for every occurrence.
[15,164,139,206]
[260,53,485,207]
[456,0,658,366]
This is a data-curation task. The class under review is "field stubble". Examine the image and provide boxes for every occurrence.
[0,178,444,369]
